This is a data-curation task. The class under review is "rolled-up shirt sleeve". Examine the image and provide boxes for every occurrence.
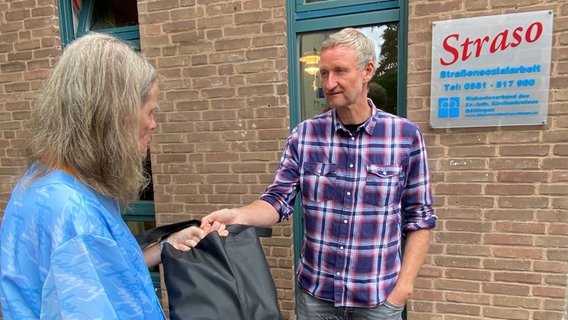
[401,125,437,234]
[260,130,302,222]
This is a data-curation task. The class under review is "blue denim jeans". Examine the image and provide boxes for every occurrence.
[295,287,404,320]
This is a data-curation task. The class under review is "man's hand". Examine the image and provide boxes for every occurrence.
[167,226,206,251]
[201,208,242,233]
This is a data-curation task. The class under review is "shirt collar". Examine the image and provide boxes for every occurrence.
[332,99,377,135]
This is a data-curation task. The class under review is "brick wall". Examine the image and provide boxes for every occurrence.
[407,1,568,319]
[0,0,60,211]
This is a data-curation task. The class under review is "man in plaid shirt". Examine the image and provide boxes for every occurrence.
[202,27,437,320]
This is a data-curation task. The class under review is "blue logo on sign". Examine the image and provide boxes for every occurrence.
[438,97,460,118]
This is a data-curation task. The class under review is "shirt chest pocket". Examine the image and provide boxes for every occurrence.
[301,162,337,203]
[363,164,403,207]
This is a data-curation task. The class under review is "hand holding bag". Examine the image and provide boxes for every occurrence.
[135,220,284,320]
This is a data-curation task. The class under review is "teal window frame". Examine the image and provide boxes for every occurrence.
[296,0,400,17]
[57,0,140,49]
[57,0,75,48]
[287,1,408,316]
[121,200,157,222]
[296,0,395,12]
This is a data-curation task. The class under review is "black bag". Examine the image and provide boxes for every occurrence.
[135,220,284,320]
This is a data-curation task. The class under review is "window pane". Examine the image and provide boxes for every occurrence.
[91,0,138,30]
[297,0,397,11]
[298,23,399,121]
[369,23,399,115]
[298,32,329,120]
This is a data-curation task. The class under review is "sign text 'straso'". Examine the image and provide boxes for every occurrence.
[440,21,544,66]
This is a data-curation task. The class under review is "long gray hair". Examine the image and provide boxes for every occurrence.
[320,27,377,76]
[25,33,158,205]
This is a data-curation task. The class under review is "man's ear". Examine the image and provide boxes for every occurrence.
[363,61,375,82]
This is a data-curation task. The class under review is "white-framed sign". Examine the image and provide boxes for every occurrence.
[430,10,553,128]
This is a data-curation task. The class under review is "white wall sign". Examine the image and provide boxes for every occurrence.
[430,11,553,128]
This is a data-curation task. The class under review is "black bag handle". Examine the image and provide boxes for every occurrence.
[135,220,272,250]
[135,219,200,250]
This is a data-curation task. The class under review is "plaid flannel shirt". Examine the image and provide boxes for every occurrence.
[260,102,437,307]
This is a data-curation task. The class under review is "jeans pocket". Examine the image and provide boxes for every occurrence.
[384,300,405,311]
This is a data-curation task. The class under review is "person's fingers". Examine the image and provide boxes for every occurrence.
[186,234,201,243]
[172,243,191,251]
[200,211,220,229]
[218,223,229,236]
[185,239,198,248]
[189,226,206,239]
[200,222,212,232]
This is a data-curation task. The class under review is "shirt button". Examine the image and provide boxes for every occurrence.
[336,272,341,276]
[349,164,353,168]
[346,192,351,196]
[351,137,355,141]
[317,169,322,174]
[383,171,387,175]
[343,219,348,224]
[340,246,344,250]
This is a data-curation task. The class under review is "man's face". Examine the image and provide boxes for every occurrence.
[138,83,159,157]
[319,45,370,110]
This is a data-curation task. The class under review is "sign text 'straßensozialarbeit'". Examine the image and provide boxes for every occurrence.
[430,11,553,128]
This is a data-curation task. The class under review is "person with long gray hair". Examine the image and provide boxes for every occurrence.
[0,33,222,319]
[202,27,436,320]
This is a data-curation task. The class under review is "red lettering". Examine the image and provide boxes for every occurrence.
[439,20,546,66]
[458,36,490,61]
[473,36,490,57]
[490,30,509,52]
[510,27,524,47]
[440,34,459,66]
[525,22,543,42]
[460,37,474,61]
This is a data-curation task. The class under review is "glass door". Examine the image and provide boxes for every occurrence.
[297,23,399,122]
